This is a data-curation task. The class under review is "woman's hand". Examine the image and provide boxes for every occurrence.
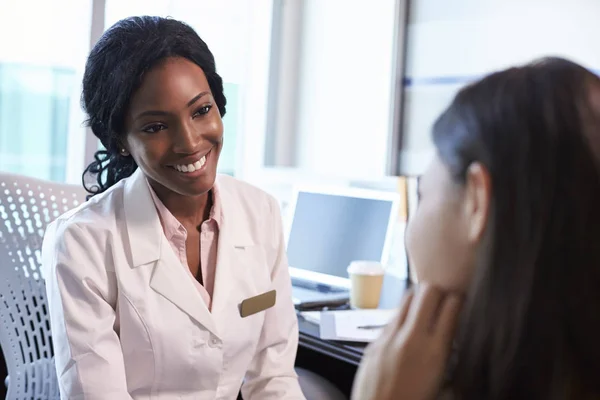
[350,283,463,400]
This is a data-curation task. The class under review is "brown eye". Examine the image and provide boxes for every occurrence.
[142,124,167,134]
[193,105,212,118]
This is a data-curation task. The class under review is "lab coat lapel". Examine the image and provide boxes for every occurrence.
[123,169,219,338]
[210,177,255,315]
[150,247,219,338]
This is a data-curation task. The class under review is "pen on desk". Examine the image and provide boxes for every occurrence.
[357,324,387,330]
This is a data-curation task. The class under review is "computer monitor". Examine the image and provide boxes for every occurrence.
[285,185,400,289]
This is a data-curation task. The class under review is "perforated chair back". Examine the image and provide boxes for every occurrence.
[0,172,86,399]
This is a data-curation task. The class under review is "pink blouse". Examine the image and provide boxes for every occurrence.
[146,180,222,311]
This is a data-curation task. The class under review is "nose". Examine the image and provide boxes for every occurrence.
[172,120,201,154]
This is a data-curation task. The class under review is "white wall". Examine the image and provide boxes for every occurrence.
[104,0,254,90]
[294,0,397,180]
[401,0,600,175]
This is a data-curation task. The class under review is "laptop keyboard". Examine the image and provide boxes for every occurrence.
[291,277,347,294]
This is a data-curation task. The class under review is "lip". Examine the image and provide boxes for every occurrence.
[167,148,212,177]
[168,148,212,167]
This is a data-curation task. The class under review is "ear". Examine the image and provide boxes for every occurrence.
[119,140,130,157]
[463,162,491,243]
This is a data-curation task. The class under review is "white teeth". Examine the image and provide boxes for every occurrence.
[174,155,208,173]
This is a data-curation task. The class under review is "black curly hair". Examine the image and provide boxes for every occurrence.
[81,16,227,197]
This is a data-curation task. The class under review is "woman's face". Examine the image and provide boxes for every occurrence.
[405,155,491,293]
[123,57,223,198]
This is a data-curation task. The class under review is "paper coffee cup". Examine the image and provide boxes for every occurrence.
[347,261,385,309]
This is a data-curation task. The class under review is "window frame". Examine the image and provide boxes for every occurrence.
[243,0,410,189]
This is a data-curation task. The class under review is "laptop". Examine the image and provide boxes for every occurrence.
[284,185,400,309]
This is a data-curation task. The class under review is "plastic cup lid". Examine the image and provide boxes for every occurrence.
[347,260,385,275]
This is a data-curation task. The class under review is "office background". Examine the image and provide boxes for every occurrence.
[2,0,600,279]
[2,0,600,398]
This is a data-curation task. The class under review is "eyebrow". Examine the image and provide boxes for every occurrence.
[134,91,211,121]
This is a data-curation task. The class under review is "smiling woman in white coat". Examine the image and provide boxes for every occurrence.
[41,16,305,400]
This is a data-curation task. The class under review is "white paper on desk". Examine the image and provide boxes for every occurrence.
[319,309,396,342]
[300,311,321,325]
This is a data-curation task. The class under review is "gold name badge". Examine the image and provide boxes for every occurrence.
[239,290,276,318]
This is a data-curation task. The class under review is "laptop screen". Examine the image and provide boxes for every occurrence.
[286,187,398,287]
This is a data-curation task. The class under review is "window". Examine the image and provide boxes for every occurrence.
[400,0,600,175]
[244,0,411,280]
[0,0,93,182]
[0,0,272,183]
[261,0,401,181]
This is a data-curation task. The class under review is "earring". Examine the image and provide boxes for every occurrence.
[120,148,130,157]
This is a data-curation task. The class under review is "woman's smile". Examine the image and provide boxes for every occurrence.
[167,147,213,178]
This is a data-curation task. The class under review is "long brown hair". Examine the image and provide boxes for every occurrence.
[432,58,600,399]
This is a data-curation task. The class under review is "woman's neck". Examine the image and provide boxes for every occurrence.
[150,180,213,228]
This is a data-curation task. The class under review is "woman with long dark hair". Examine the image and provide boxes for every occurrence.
[352,57,600,400]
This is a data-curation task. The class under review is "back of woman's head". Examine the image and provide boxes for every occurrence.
[81,16,226,196]
[433,58,600,399]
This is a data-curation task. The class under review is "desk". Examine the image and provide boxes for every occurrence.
[294,274,411,396]
[298,315,364,366]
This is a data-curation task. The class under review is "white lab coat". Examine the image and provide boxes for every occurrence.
[41,169,305,400]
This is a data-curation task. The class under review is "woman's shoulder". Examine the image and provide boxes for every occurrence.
[41,184,127,282]
[50,180,126,235]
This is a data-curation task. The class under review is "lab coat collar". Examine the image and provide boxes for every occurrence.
[212,174,256,247]
[122,169,257,335]
[123,169,220,336]
[210,175,256,315]
[123,170,256,267]
[123,168,162,267]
